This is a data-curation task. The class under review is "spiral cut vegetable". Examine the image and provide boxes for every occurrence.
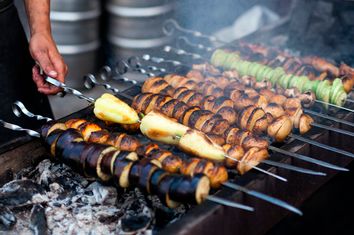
[211,49,347,107]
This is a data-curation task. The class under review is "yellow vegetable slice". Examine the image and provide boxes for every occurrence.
[94,93,139,124]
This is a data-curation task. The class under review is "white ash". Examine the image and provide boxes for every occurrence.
[1,159,186,234]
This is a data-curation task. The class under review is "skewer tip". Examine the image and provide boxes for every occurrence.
[207,195,254,211]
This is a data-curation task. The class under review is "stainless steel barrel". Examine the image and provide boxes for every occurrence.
[50,0,101,88]
[106,0,175,60]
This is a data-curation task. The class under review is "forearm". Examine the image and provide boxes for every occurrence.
[23,0,67,95]
[24,0,51,36]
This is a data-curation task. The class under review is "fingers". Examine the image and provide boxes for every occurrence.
[49,51,68,83]
[32,65,62,95]
[32,49,58,78]
[29,34,68,95]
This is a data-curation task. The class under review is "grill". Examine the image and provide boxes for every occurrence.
[1,14,354,235]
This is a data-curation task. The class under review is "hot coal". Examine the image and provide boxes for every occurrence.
[0,158,186,234]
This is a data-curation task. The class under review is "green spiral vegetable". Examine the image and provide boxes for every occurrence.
[210,49,347,107]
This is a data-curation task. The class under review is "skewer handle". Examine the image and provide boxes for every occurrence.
[163,19,223,45]
[0,119,40,138]
[84,74,120,93]
[12,101,52,122]
[45,77,95,103]
[142,54,183,66]
[163,45,204,60]
[177,36,214,52]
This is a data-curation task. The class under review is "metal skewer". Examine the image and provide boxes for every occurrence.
[166,20,354,109]
[304,109,354,128]
[0,119,40,138]
[206,195,254,211]
[121,57,354,137]
[0,118,256,211]
[314,99,354,113]
[111,59,354,166]
[46,77,95,103]
[289,133,354,159]
[222,182,302,215]
[345,98,354,104]
[268,146,347,171]
[84,66,341,175]
[310,122,354,138]
[176,36,215,52]
[163,45,354,113]
[11,101,304,214]
[40,79,300,180]
[163,19,227,45]
[142,51,354,123]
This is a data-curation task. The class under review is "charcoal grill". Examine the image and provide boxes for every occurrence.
[1,66,353,233]
[2,5,354,232]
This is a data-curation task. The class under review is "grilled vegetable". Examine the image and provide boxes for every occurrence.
[179,129,225,162]
[140,111,226,161]
[94,93,140,124]
[65,119,141,152]
[140,110,189,145]
[169,173,210,205]
[137,144,228,188]
[210,49,348,106]
[40,122,215,208]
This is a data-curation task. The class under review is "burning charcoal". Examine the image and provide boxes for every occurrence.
[30,204,48,235]
[0,207,16,230]
[0,179,45,207]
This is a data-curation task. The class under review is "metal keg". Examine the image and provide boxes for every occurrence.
[106,0,176,60]
[50,0,101,89]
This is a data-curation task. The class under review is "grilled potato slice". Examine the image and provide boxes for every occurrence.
[94,93,139,124]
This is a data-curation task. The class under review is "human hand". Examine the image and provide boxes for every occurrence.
[29,32,68,95]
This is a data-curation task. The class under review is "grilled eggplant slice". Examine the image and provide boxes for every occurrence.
[113,159,134,188]
[61,141,88,172]
[138,163,160,194]
[41,122,67,138]
[169,174,210,205]
[55,129,83,157]
[85,146,117,181]
[45,129,64,156]
[155,175,181,208]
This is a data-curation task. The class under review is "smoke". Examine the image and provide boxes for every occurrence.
[174,0,260,34]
